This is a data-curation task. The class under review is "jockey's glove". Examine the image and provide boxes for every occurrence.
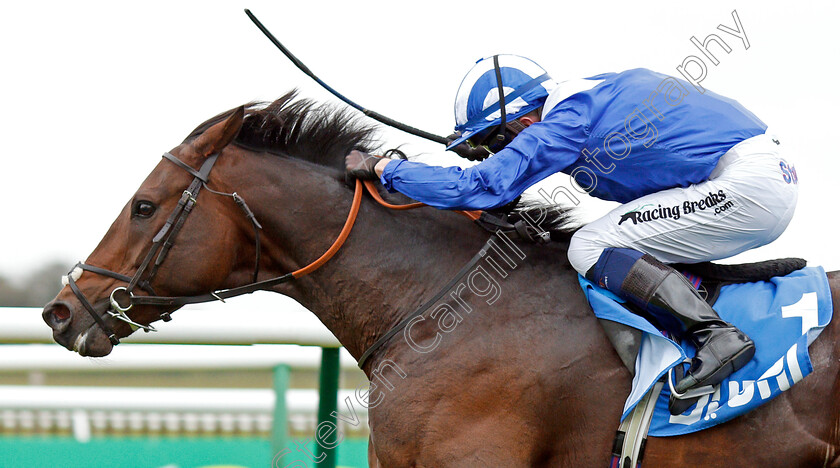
[345,150,385,182]
[445,133,492,161]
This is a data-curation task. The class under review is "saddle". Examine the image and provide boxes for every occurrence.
[601,257,807,374]
[602,256,807,468]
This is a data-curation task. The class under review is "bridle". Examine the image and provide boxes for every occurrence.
[65,151,260,344]
[65,150,480,346]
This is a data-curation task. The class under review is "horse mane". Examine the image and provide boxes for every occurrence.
[508,202,581,240]
[186,91,580,238]
[185,90,379,170]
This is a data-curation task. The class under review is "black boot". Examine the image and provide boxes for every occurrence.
[620,255,755,394]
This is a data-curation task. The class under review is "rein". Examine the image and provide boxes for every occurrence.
[362,180,481,221]
[66,151,483,347]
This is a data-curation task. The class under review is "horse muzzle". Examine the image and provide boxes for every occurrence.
[42,297,118,357]
[42,299,73,334]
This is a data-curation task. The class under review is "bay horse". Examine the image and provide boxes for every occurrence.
[42,93,840,467]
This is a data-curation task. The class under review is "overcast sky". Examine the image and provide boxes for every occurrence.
[2,0,839,290]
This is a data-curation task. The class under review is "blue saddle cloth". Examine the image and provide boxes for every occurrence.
[578,266,833,436]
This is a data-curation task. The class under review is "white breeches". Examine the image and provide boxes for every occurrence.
[567,132,799,275]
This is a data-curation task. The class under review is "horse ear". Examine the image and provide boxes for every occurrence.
[191,106,245,157]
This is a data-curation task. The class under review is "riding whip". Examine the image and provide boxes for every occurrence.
[244,9,450,145]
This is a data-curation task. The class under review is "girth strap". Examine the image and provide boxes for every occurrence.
[356,236,495,369]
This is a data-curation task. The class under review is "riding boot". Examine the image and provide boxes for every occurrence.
[618,254,755,393]
[586,248,755,394]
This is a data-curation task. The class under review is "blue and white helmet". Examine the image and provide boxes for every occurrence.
[448,54,556,149]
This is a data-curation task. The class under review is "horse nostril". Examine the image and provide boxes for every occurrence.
[53,306,70,321]
[43,301,73,332]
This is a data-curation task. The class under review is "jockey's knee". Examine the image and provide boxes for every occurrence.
[568,230,606,277]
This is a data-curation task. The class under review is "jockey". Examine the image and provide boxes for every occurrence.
[345,54,798,395]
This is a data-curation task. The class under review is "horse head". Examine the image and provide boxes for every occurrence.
[42,91,393,357]
[41,105,265,356]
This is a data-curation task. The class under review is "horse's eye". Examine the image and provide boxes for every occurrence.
[133,201,157,218]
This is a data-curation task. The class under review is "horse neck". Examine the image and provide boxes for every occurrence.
[234,152,494,360]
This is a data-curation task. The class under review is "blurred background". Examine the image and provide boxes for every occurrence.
[1,1,838,467]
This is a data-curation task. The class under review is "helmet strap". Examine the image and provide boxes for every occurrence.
[506,118,527,137]
[492,55,507,145]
